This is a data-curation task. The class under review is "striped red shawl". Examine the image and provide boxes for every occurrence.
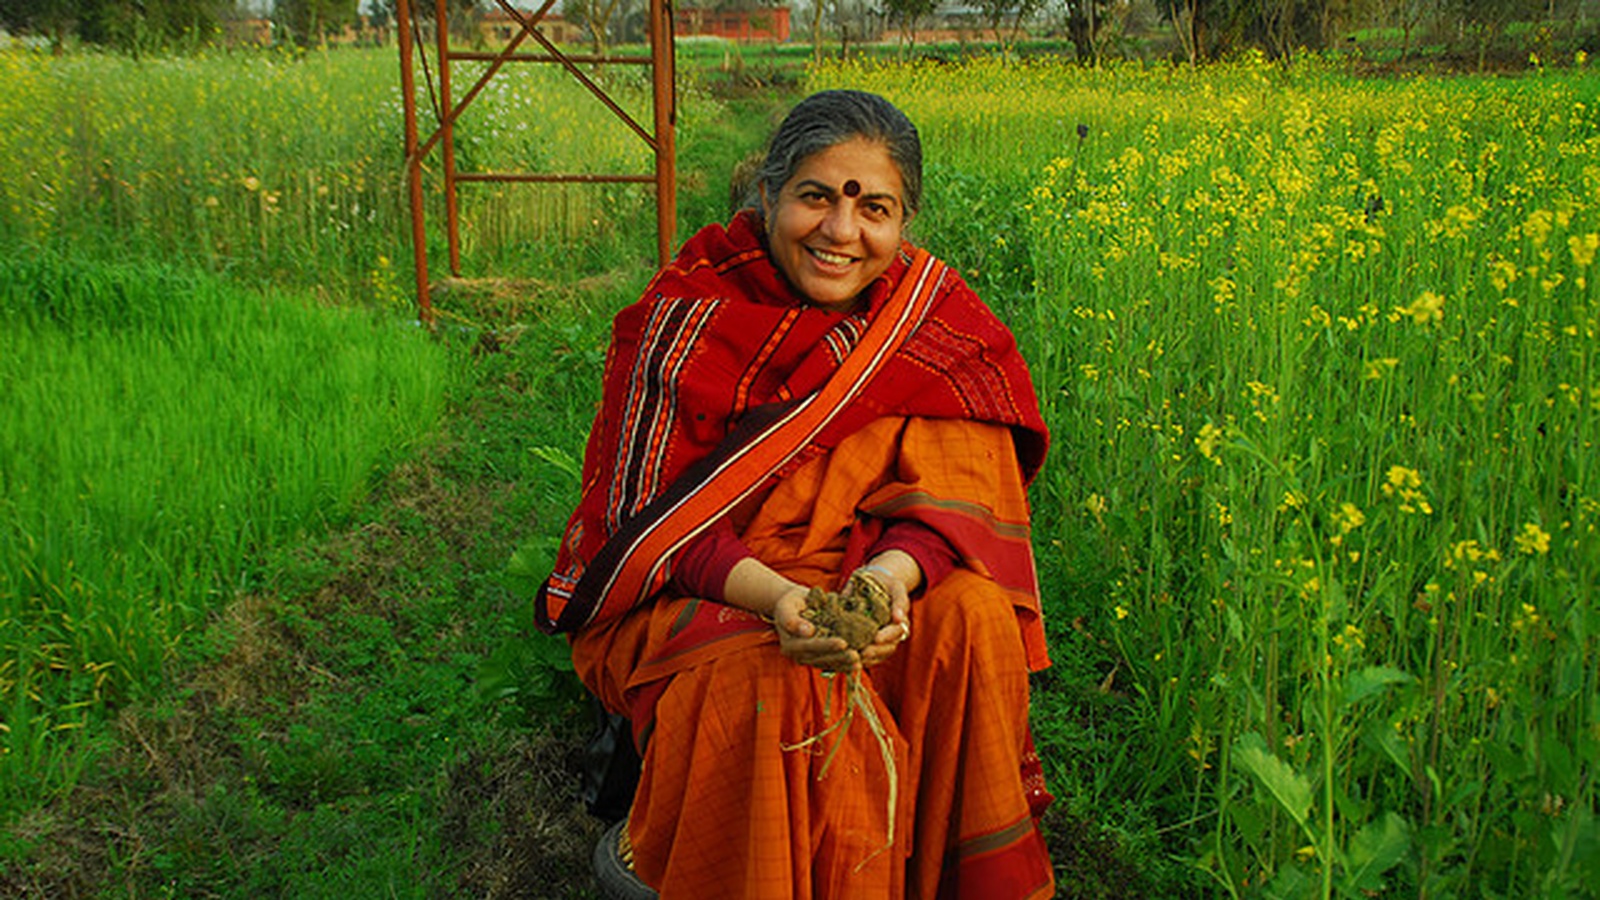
[536,211,1048,634]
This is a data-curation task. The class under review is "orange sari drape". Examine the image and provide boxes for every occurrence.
[571,416,1055,899]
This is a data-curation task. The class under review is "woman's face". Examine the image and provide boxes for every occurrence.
[763,138,907,312]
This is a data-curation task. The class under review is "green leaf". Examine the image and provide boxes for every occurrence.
[1344,811,1412,892]
[1341,665,1414,708]
[1233,731,1313,828]
[1262,859,1315,900]
[504,534,560,597]
[1363,717,1411,778]
[530,444,582,481]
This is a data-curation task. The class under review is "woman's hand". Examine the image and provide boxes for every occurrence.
[772,586,861,672]
[854,551,917,667]
[723,552,919,673]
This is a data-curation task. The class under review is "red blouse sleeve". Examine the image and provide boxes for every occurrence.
[870,518,959,592]
[671,517,753,601]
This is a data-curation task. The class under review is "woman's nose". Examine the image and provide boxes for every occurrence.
[818,202,859,242]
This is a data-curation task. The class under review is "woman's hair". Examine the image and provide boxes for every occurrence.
[735,90,923,220]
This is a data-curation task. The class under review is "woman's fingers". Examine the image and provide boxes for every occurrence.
[781,632,858,671]
[859,620,910,667]
[773,590,861,671]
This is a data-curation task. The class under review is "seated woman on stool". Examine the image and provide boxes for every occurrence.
[537,89,1056,899]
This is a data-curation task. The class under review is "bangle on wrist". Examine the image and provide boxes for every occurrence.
[859,564,896,584]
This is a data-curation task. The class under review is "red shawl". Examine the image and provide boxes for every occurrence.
[536,211,1048,634]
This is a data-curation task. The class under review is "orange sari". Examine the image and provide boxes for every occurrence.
[572,417,1053,898]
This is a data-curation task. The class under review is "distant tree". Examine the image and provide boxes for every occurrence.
[1445,0,1540,69]
[1373,0,1432,59]
[1163,0,1241,62]
[975,0,1049,49]
[275,0,358,45]
[834,0,884,47]
[0,0,77,52]
[567,0,627,55]
[808,0,833,62]
[367,0,477,34]
[1162,0,1205,63]
[1062,0,1117,62]
[0,0,230,53]
[1161,0,1358,63]
[883,0,936,47]
[1259,0,1348,58]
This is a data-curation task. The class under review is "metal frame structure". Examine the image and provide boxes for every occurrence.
[395,0,678,322]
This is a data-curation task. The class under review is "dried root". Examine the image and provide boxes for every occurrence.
[784,569,899,871]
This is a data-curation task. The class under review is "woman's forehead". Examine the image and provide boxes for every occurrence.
[787,139,903,196]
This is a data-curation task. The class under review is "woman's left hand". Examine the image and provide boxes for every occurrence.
[855,556,915,668]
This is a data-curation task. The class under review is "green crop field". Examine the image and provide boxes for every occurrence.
[1,42,1596,898]
[833,57,1600,897]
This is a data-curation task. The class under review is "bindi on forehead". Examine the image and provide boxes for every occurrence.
[843,179,861,197]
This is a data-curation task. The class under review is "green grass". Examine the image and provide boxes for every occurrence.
[0,252,455,810]
[0,318,609,897]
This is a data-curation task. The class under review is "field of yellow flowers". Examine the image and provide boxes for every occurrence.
[815,56,1598,896]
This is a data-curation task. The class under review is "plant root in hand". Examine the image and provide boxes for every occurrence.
[784,570,899,871]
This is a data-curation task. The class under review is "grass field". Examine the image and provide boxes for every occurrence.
[1,43,1596,897]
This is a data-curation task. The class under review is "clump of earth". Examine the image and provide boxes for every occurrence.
[802,571,891,650]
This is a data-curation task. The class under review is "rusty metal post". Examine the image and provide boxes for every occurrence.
[650,0,677,268]
[396,0,678,317]
[396,0,432,323]
[435,0,462,276]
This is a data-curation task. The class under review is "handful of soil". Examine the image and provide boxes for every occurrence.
[802,570,892,651]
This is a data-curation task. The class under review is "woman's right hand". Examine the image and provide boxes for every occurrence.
[772,587,860,673]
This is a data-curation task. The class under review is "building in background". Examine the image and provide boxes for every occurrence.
[479,7,584,45]
[674,5,791,42]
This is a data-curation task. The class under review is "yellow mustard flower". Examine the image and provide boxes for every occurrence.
[1514,523,1552,555]
[1569,233,1598,268]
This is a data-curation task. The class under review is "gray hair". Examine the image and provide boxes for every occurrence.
[735,90,923,221]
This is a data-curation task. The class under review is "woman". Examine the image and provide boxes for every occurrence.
[538,90,1055,898]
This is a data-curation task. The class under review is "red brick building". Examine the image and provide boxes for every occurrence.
[674,6,791,42]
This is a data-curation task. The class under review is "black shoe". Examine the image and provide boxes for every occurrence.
[593,817,659,900]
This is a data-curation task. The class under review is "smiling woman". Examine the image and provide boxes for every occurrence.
[538,90,1056,899]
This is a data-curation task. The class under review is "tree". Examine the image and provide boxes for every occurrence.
[975,0,1049,50]
[3,0,231,52]
[809,0,832,63]
[974,0,1013,43]
[1062,0,1117,63]
[1375,0,1434,61]
[567,0,628,55]
[275,0,359,46]
[1161,0,1354,63]
[1446,0,1540,69]
[1162,0,1218,64]
[367,0,477,36]
[0,0,77,52]
[882,0,935,48]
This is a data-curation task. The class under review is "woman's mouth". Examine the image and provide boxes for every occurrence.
[807,246,856,267]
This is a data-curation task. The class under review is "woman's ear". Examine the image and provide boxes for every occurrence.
[759,183,777,233]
